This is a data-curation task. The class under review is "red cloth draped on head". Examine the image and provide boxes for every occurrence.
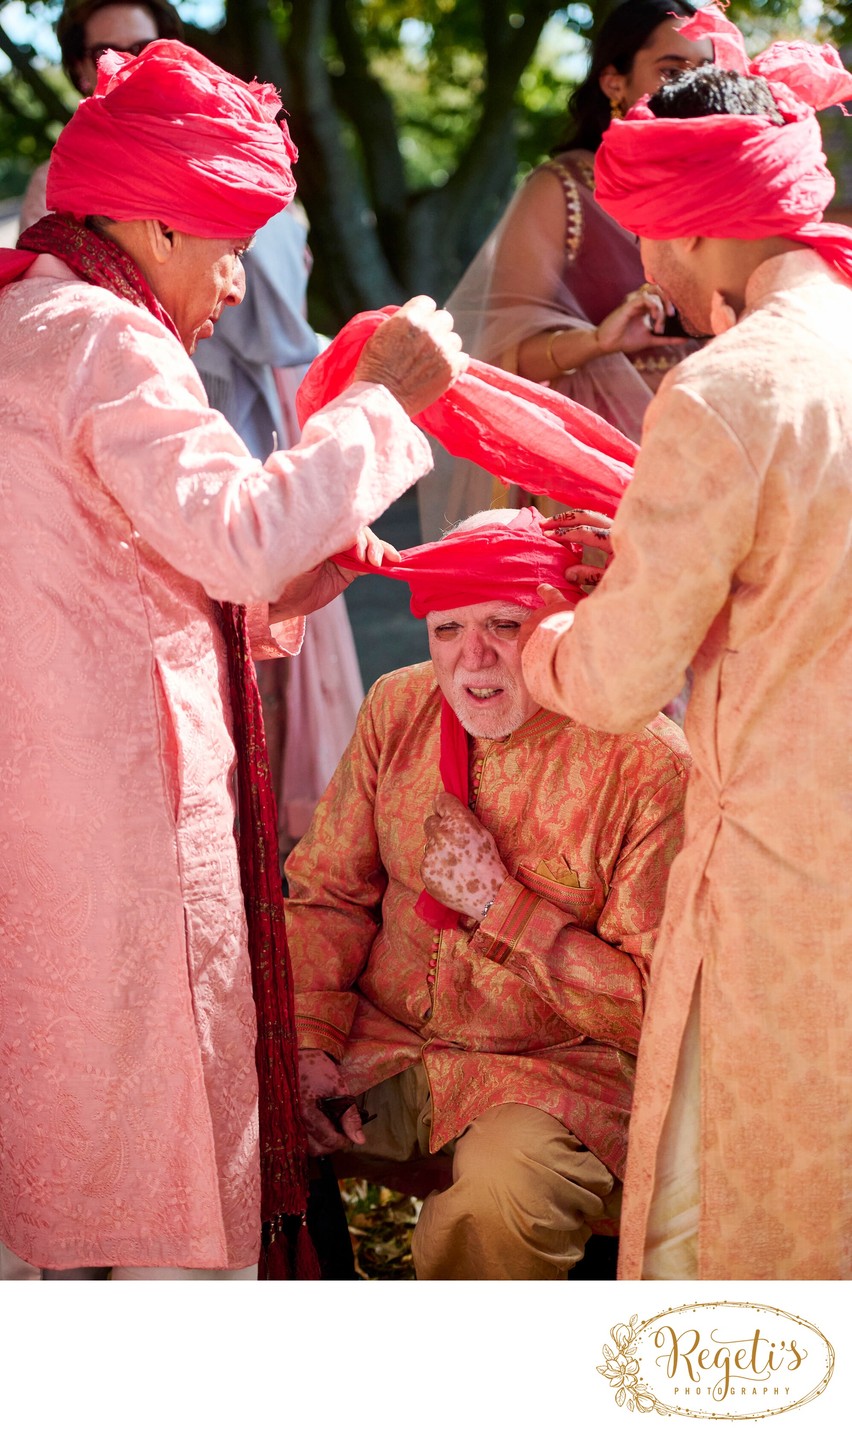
[331,509,578,931]
[333,506,584,615]
[593,6,852,282]
[46,40,297,239]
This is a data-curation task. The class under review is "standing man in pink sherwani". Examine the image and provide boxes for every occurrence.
[0,41,464,1279]
[520,12,852,1280]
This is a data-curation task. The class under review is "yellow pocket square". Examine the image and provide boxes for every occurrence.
[532,859,582,889]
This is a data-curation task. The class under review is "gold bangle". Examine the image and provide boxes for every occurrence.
[545,328,576,376]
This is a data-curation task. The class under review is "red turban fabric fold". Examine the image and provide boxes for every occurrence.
[333,506,583,615]
[297,310,634,515]
[46,41,297,238]
[332,509,579,930]
[594,8,852,282]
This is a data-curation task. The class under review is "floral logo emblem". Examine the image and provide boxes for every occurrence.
[597,1302,834,1420]
[598,1315,671,1415]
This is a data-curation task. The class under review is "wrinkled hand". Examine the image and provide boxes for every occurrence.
[353,295,467,416]
[421,792,508,921]
[298,1048,365,1156]
[542,509,614,589]
[596,284,686,356]
[269,528,401,621]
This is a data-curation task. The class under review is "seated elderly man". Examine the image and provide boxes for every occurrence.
[285,509,690,1280]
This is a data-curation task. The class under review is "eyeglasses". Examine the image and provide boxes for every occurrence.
[83,39,153,65]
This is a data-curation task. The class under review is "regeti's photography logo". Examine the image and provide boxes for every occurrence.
[597,1301,835,1420]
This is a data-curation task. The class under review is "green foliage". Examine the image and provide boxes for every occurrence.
[1,0,848,314]
[338,1179,418,1280]
[0,63,67,199]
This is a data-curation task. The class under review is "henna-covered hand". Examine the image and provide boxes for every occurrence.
[421,792,508,921]
[298,1048,365,1156]
[541,509,614,590]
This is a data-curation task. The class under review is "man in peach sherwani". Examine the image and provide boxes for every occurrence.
[0,43,464,1280]
[521,48,852,1279]
[286,510,690,1279]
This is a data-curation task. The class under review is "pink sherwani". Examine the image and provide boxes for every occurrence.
[286,663,690,1184]
[523,251,852,1280]
[0,256,433,1270]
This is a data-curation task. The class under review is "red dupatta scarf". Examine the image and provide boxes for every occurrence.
[12,214,318,1280]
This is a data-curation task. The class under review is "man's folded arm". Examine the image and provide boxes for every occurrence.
[469,767,687,1054]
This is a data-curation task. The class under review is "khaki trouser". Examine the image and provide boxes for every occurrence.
[642,987,700,1280]
[360,1064,619,1280]
[0,1243,257,1281]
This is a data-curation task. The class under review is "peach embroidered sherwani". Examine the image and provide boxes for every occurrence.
[523,251,852,1280]
[286,662,689,1182]
[0,256,433,1271]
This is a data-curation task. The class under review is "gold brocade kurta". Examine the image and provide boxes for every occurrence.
[285,663,689,1181]
[523,251,852,1280]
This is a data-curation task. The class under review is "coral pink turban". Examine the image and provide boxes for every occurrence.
[333,510,578,930]
[594,8,852,281]
[47,40,297,238]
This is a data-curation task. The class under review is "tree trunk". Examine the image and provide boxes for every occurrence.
[0,21,71,126]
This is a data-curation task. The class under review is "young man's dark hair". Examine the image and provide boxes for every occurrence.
[649,65,785,125]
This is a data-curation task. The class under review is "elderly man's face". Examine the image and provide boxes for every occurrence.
[157,232,252,353]
[79,4,160,95]
[427,601,540,739]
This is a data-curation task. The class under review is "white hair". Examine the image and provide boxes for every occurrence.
[441,508,523,538]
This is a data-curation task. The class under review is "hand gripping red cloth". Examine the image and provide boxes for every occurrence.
[593,7,852,282]
[296,310,636,516]
[330,509,579,931]
[45,39,296,240]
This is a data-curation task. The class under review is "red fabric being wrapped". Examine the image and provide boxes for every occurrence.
[297,309,635,515]
[332,509,577,930]
[594,8,852,281]
[45,40,297,239]
[333,505,584,617]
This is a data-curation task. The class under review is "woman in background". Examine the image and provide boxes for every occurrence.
[418,0,710,540]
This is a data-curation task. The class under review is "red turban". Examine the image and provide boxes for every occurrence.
[594,7,852,282]
[333,509,579,930]
[46,40,297,238]
[333,506,582,615]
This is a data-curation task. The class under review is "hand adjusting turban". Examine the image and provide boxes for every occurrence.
[593,6,852,281]
[46,40,297,238]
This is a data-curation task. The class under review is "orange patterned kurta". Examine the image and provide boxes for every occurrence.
[285,663,690,1180]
